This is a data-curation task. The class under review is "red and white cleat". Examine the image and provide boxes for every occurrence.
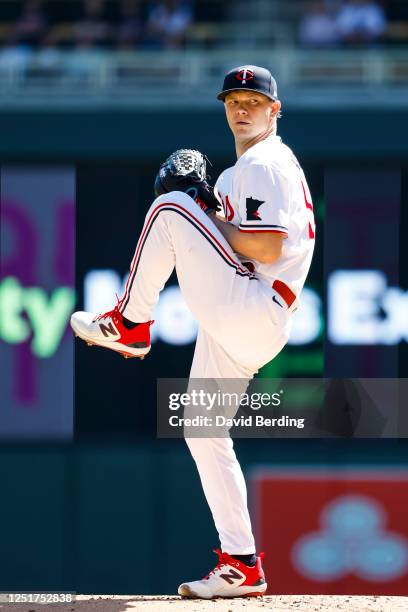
[70,300,153,359]
[178,549,267,599]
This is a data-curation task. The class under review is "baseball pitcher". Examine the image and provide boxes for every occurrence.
[71,64,315,599]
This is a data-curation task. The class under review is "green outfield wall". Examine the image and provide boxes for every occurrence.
[1,108,408,160]
[1,441,408,594]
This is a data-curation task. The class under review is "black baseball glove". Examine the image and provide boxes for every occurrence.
[154,149,221,214]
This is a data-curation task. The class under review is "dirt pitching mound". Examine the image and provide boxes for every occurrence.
[2,594,408,612]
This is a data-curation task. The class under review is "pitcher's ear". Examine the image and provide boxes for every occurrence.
[272,100,281,116]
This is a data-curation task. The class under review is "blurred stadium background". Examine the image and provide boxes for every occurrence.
[1,0,408,598]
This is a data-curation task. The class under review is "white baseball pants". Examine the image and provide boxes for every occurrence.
[120,191,292,554]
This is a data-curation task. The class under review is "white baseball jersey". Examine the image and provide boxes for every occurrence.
[214,134,315,296]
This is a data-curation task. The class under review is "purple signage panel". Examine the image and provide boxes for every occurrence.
[0,166,75,439]
[324,166,401,377]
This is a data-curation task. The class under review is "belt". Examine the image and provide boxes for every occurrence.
[272,279,297,308]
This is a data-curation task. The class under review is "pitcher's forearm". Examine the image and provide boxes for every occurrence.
[209,214,282,264]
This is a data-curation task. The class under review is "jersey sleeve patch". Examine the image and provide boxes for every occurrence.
[237,162,290,234]
[246,197,264,220]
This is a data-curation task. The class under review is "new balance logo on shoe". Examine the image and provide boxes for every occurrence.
[99,322,118,337]
[219,569,242,584]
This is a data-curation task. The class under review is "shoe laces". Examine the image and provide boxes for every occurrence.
[93,295,155,328]
[94,294,122,323]
[203,549,231,580]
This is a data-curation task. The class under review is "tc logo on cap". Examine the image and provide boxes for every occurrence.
[235,69,254,85]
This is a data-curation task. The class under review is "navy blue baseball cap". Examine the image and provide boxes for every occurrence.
[217,65,278,102]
